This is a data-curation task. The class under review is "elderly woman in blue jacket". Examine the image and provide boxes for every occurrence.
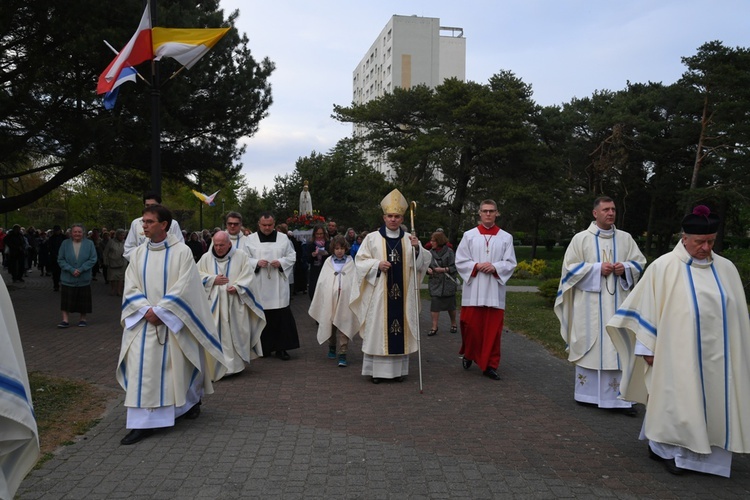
[57,224,98,328]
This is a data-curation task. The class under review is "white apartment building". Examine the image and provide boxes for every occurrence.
[352,15,466,178]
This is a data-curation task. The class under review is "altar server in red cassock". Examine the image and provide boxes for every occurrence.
[455,200,516,381]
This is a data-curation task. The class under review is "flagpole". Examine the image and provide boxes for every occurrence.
[103,41,149,85]
[149,0,162,198]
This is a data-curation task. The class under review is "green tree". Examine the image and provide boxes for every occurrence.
[269,139,390,231]
[333,72,541,244]
[0,0,274,212]
[679,41,750,249]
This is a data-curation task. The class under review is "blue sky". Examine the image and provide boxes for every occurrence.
[218,0,750,193]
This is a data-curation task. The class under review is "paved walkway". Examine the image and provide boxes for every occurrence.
[8,270,750,499]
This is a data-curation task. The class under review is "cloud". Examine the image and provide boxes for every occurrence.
[239,118,351,192]
[223,0,750,190]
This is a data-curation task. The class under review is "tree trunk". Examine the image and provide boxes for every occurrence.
[530,215,539,259]
[688,93,710,204]
[448,150,473,246]
[644,195,656,258]
[714,197,728,253]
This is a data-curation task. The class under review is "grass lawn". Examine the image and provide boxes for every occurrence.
[29,372,115,465]
[504,292,567,359]
[506,278,543,286]
[421,248,567,359]
[513,245,565,263]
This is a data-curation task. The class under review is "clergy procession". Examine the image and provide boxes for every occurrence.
[4,186,750,499]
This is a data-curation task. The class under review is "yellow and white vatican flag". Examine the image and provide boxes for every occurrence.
[152,27,230,69]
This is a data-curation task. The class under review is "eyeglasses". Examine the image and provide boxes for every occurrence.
[226,222,240,226]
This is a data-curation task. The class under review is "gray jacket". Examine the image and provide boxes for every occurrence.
[428,245,457,297]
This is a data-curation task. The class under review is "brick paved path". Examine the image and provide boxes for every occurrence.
[8,270,750,499]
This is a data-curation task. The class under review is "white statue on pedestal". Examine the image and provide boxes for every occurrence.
[299,180,313,216]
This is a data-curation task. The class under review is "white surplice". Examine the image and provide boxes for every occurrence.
[607,240,750,476]
[198,246,266,379]
[123,216,183,261]
[117,234,226,429]
[243,231,295,310]
[555,222,645,408]
[455,226,516,309]
[0,278,39,499]
[350,227,430,378]
[308,255,359,345]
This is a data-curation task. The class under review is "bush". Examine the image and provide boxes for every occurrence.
[513,259,547,279]
[724,237,750,250]
[721,249,750,296]
[537,278,560,304]
[542,259,562,279]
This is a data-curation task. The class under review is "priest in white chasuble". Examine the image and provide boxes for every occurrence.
[117,205,227,446]
[455,200,516,381]
[350,189,430,383]
[607,206,750,477]
[0,277,39,499]
[555,196,645,413]
[244,212,299,361]
[198,231,266,380]
[122,192,183,262]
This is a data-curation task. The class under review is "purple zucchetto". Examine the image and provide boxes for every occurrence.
[681,205,720,235]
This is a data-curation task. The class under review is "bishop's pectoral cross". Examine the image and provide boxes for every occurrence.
[389,246,400,263]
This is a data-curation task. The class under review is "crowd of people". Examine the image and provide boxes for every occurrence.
[92,189,517,447]
[4,189,750,482]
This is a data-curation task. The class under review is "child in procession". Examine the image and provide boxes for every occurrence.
[308,235,359,367]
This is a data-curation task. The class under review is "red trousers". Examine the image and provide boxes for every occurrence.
[459,306,505,371]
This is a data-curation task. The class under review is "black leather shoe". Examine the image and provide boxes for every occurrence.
[462,357,472,370]
[371,377,381,384]
[483,368,501,380]
[619,406,638,417]
[663,458,684,475]
[276,350,291,361]
[120,428,154,445]
[648,447,684,475]
[183,402,201,420]
[648,447,662,462]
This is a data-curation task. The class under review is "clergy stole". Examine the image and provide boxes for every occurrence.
[383,227,406,355]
